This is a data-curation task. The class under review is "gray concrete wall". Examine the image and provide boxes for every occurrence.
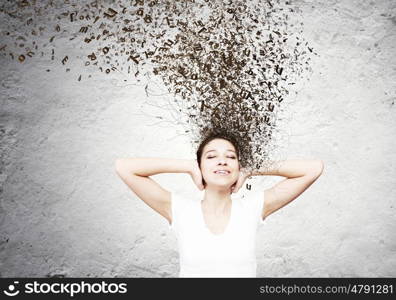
[1,0,395,277]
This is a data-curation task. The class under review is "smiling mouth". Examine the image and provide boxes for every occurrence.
[214,171,230,175]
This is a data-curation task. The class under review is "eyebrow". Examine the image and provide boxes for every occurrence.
[204,149,236,155]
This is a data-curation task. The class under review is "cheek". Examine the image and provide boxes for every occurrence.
[202,161,215,170]
[201,165,211,177]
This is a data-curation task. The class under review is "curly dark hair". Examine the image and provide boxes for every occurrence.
[196,129,241,187]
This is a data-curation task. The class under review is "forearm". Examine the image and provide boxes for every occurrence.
[249,159,324,178]
[115,157,192,177]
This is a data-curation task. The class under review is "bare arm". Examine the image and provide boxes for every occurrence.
[115,157,194,224]
[115,157,193,177]
[250,159,324,219]
[251,159,324,177]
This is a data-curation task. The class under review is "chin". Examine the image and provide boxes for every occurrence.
[207,182,233,189]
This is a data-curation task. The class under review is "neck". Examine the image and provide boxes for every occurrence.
[202,188,232,214]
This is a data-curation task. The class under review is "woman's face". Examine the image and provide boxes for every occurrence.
[200,138,240,190]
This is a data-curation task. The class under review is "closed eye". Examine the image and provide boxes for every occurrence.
[207,156,236,159]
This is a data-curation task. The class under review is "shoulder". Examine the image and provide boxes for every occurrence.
[168,191,198,230]
[238,188,265,213]
[171,191,198,207]
[240,188,264,202]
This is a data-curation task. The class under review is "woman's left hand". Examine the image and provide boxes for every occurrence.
[231,168,252,193]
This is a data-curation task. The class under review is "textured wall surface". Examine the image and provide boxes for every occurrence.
[1,0,396,277]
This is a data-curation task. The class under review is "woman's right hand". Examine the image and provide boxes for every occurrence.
[189,160,205,191]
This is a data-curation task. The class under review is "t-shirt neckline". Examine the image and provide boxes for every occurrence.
[199,197,234,238]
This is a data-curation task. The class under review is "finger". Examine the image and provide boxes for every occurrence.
[198,180,204,190]
[234,174,243,192]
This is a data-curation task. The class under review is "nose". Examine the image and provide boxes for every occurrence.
[217,159,227,165]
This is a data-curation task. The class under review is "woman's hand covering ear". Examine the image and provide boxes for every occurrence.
[189,159,205,191]
[231,168,252,193]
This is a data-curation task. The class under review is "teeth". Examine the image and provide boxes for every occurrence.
[215,171,229,174]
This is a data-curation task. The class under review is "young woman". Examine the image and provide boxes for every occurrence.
[115,132,324,277]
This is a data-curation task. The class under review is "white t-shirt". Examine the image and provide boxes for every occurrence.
[168,188,266,277]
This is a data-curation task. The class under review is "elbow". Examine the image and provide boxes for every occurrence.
[307,160,324,178]
[313,160,324,177]
[115,158,124,174]
[317,160,324,173]
[115,158,138,176]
